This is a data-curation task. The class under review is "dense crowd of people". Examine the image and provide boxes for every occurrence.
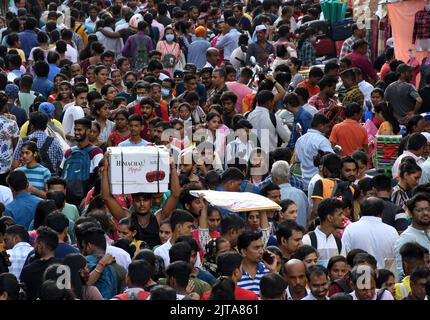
[0,0,430,301]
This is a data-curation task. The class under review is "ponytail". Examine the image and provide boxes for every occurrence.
[374,101,400,134]
[399,157,422,178]
[22,138,40,163]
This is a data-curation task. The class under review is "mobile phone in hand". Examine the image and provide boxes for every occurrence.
[262,251,274,265]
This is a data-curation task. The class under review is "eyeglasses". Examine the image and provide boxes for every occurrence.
[414,207,430,213]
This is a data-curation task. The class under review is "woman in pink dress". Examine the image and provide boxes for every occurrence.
[156,27,181,77]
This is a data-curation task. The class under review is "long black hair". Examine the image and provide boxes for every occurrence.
[0,273,24,300]
[374,101,400,134]
[62,254,88,300]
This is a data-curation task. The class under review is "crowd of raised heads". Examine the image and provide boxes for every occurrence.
[0,0,430,301]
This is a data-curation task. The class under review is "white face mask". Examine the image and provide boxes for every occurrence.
[426,4,430,11]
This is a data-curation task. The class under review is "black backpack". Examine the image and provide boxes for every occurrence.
[308,230,342,254]
[23,136,55,173]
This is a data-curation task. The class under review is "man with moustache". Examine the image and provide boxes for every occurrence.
[283,259,309,300]
[302,265,330,300]
[395,193,430,277]
[60,117,103,206]
[20,227,60,300]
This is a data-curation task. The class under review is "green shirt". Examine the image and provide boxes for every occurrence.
[63,202,80,221]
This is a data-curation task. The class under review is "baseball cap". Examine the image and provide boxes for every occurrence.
[396,63,415,74]
[386,38,394,48]
[255,25,267,32]
[184,63,197,73]
[422,132,430,143]
[173,70,184,79]
[5,84,19,100]
[38,102,55,118]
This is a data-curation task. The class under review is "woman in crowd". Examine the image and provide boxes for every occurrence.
[108,109,130,147]
[291,245,318,268]
[91,100,115,143]
[63,253,104,300]
[391,157,422,209]
[374,102,400,135]
[16,139,51,199]
[53,81,74,121]
[327,255,352,297]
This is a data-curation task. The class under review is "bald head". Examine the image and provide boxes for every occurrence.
[283,259,307,296]
[284,258,306,274]
[207,47,220,58]
[206,47,220,67]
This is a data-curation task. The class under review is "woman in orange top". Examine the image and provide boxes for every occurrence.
[374,101,400,135]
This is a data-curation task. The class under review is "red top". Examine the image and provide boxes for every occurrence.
[297,80,320,97]
[192,228,220,262]
[345,51,377,82]
[201,285,259,300]
[108,130,131,146]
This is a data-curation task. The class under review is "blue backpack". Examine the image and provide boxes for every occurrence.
[61,145,97,205]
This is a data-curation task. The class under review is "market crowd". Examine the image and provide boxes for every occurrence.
[0,0,430,301]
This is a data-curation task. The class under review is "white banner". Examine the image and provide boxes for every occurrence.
[190,190,281,212]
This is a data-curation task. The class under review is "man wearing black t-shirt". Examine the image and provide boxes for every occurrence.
[20,227,61,300]
[373,174,408,233]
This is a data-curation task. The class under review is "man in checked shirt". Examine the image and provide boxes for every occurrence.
[12,112,64,175]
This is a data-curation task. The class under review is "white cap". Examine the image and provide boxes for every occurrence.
[255,24,267,32]
[422,132,430,143]
[386,38,394,48]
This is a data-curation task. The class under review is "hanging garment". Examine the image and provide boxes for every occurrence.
[413,10,430,51]
[407,55,421,87]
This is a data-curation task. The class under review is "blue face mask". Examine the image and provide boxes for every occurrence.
[136,95,144,102]
[161,88,170,97]
[166,34,175,42]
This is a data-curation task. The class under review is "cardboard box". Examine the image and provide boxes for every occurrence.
[108,146,170,195]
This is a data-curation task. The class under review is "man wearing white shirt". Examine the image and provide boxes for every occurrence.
[66,44,78,64]
[355,68,374,108]
[349,265,394,300]
[215,17,241,61]
[4,225,34,279]
[85,5,99,34]
[106,243,131,270]
[301,265,330,300]
[295,114,333,191]
[303,198,346,267]
[62,86,87,141]
[391,133,427,178]
[154,209,195,268]
[284,259,310,300]
[246,90,291,153]
[0,185,13,206]
[342,197,399,269]
[61,29,78,63]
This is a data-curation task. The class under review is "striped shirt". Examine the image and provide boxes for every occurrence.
[13,130,64,175]
[7,242,34,279]
[237,262,270,296]
[391,184,409,210]
[16,164,51,191]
